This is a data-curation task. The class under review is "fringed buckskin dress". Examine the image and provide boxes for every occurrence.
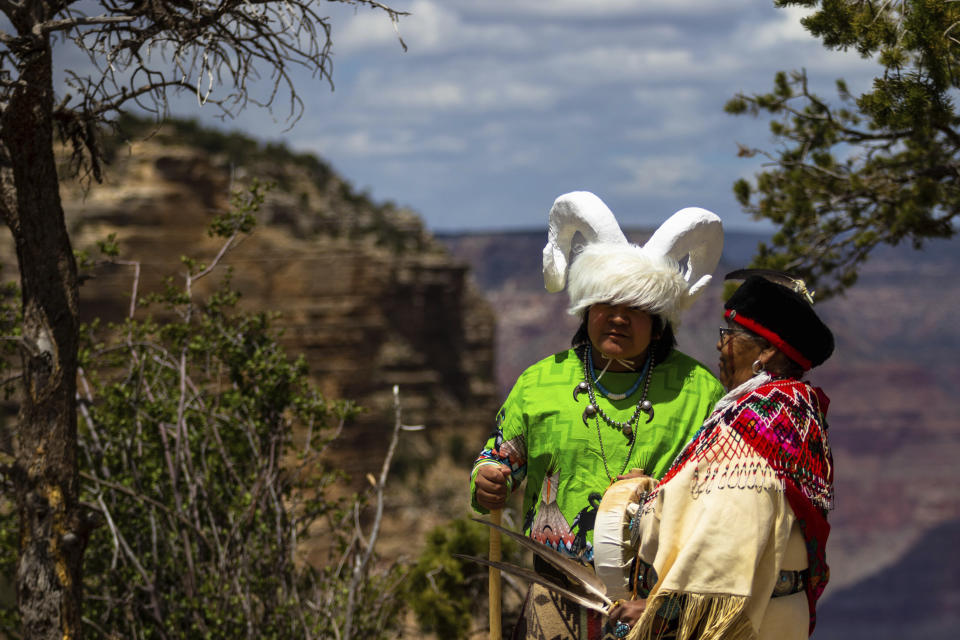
[628,376,833,640]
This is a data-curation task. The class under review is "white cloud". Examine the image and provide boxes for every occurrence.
[541,46,698,85]
[611,155,706,197]
[165,0,883,233]
[345,65,558,114]
[723,4,878,98]
[621,87,713,141]
[465,0,753,18]
[625,118,708,143]
[315,128,467,158]
[802,45,879,85]
[631,85,701,109]
[383,80,468,110]
[493,146,542,171]
[334,0,530,54]
[335,0,458,52]
[471,82,558,111]
[750,5,817,48]
[736,4,877,76]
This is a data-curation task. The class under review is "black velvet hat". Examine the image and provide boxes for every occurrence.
[723,272,834,370]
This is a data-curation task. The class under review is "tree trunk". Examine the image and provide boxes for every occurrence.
[0,26,86,640]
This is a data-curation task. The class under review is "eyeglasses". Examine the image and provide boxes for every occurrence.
[718,327,750,342]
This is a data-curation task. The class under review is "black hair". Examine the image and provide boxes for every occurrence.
[571,309,676,365]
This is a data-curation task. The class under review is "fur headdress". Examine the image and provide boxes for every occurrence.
[542,191,724,328]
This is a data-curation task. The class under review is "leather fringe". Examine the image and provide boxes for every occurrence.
[627,592,755,640]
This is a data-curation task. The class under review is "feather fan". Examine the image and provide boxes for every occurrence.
[469,517,613,608]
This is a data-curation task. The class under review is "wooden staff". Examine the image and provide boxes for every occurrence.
[489,508,502,640]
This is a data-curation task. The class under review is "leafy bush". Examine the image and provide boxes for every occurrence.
[1,182,409,639]
[406,516,524,640]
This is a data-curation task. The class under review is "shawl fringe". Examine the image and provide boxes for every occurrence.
[628,592,756,640]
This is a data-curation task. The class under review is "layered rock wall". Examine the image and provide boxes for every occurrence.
[1,133,498,484]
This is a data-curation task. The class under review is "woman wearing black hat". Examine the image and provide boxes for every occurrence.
[607,272,835,640]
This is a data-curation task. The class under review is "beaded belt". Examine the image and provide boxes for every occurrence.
[772,568,808,598]
[633,558,807,601]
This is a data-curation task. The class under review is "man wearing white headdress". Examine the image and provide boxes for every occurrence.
[471,192,726,640]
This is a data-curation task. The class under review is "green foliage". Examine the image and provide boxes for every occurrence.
[1,184,411,638]
[210,178,270,239]
[728,0,960,298]
[405,517,520,640]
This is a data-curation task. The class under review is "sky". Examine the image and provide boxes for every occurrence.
[107,1,880,233]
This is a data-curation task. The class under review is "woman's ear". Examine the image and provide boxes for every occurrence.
[758,345,779,369]
[762,347,796,377]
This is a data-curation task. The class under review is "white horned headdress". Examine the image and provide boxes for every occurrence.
[542,191,724,328]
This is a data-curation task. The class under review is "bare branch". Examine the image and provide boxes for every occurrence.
[95,493,170,636]
[0,371,22,389]
[35,13,136,36]
[94,493,152,584]
[318,408,349,457]
[81,471,211,542]
[0,0,20,18]
[343,384,407,640]
[113,258,141,318]
[76,366,108,476]
[2,3,411,634]
[186,229,243,285]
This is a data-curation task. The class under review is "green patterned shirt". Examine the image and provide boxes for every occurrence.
[471,347,723,561]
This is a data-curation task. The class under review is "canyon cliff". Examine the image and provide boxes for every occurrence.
[0,121,499,493]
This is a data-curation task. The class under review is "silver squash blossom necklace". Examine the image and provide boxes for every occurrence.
[574,343,655,480]
[574,343,655,441]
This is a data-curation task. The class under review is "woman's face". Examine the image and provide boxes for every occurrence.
[587,303,654,370]
[716,321,765,389]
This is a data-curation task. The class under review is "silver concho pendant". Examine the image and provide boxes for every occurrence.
[573,381,589,402]
[641,400,654,424]
[581,404,597,426]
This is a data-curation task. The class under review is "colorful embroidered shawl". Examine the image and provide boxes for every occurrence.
[655,377,834,634]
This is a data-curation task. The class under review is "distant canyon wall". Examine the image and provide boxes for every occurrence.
[0,134,499,483]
